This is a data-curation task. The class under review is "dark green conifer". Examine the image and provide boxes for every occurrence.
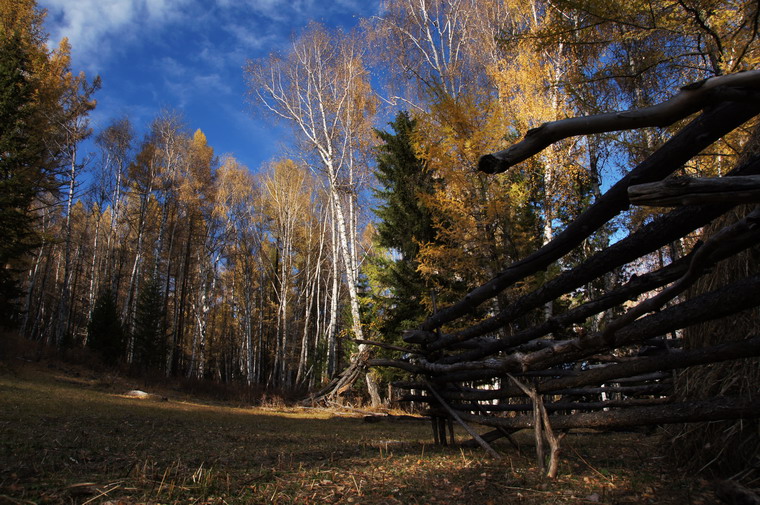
[131,276,165,372]
[87,288,124,365]
[0,32,44,326]
[371,111,437,338]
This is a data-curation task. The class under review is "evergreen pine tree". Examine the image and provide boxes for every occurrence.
[87,288,124,365]
[131,276,165,372]
[0,32,44,325]
[371,111,437,339]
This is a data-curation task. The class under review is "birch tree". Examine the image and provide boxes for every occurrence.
[369,0,477,104]
[90,118,133,323]
[216,156,265,384]
[52,55,99,345]
[182,129,218,379]
[245,22,378,400]
[379,4,593,350]
[261,159,310,387]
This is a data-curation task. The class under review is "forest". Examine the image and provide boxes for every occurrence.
[1,0,759,407]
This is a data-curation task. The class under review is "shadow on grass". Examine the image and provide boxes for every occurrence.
[0,370,716,504]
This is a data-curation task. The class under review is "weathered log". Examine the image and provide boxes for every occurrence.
[402,329,436,344]
[437,257,695,364]
[402,382,670,404]
[418,100,760,335]
[399,396,670,413]
[352,339,423,355]
[551,383,670,396]
[427,177,760,352]
[611,371,671,383]
[391,380,425,390]
[507,368,579,378]
[517,370,671,383]
[368,358,423,373]
[539,335,760,394]
[629,175,760,206]
[460,428,520,449]
[604,206,760,338]
[470,398,671,412]
[435,335,760,402]
[456,395,760,431]
[479,71,760,174]
[409,275,760,383]
[397,371,669,399]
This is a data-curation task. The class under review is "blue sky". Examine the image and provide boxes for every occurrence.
[38,0,381,174]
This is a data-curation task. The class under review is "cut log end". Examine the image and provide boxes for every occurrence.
[403,329,436,344]
[478,154,503,174]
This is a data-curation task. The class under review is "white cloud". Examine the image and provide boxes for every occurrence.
[39,0,378,72]
[39,0,194,71]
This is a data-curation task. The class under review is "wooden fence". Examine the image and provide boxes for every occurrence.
[369,70,760,477]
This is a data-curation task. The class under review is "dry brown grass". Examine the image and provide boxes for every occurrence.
[0,359,724,504]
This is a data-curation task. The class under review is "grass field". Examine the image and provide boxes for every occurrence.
[0,360,719,504]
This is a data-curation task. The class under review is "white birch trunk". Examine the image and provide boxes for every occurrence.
[55,146,79,346]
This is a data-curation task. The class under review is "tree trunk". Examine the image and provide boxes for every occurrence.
[55,148,78,346]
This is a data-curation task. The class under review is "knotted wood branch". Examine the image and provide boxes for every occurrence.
[629,175,760,206]
[479,71,760,174]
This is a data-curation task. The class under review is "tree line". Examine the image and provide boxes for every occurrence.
[2,0,758,401]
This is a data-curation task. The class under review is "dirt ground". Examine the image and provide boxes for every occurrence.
[0,359,724,504]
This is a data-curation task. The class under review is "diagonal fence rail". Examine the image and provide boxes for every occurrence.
[369,71,760,477]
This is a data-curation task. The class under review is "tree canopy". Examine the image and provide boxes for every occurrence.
[4,0,759,409]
